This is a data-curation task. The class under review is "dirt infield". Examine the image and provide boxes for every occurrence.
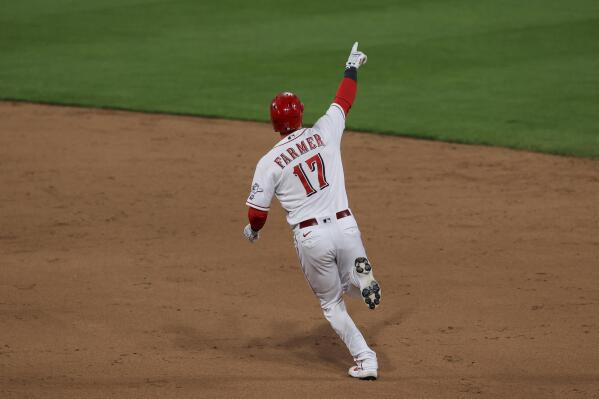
[1,102,598,398]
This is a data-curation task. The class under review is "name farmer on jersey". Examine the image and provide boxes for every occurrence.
[273,132,326,169]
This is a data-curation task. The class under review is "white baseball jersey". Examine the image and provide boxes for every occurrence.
[246,103,348,225]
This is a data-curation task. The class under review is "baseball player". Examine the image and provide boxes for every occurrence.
[243,42,381,380]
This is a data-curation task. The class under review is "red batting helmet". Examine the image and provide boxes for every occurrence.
[270,92,304,134]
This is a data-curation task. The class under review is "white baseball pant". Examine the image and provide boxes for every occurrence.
[293,213,377,367]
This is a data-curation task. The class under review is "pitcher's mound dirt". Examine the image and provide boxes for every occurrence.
[1,102,598,398]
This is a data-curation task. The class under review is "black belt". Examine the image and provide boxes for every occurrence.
[298,209,351,229]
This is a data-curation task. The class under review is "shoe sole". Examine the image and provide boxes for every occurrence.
[360,376,377,381]
[355,257,381,310]
[348,370,378,380]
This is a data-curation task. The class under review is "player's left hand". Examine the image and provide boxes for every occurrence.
[345,42,368,69]
[243,224,260,243]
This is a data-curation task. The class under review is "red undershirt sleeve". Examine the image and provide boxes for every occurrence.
[248,207,268,231]
[333,67,358,115]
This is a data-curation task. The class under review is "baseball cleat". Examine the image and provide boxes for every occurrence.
[355,257,381,310]
[348,363,378,380]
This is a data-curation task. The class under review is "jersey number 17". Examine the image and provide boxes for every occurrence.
[292,153,329,197]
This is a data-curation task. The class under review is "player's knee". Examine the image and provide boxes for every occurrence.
[321,297,344,319]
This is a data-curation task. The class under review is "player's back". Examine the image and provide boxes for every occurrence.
[246,104,349,226]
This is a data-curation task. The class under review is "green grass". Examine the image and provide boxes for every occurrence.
[1,0,599,157]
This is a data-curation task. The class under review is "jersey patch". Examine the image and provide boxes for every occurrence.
[248,183,263,201]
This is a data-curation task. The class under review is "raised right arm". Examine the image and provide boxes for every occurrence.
[334,42,367,115]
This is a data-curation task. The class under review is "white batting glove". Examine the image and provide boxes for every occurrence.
[345,42,368,70]
[243,224,260,243]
